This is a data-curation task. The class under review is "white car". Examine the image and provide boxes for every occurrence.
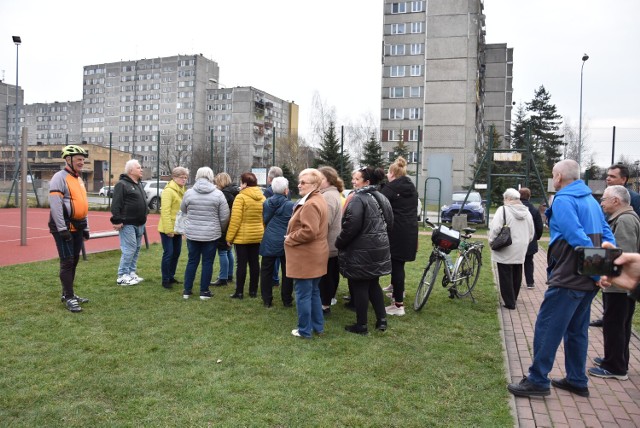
[98,186,113,197]
[142,180,168,210]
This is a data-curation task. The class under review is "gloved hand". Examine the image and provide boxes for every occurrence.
[60,230,72,241]
[82,230,91,240]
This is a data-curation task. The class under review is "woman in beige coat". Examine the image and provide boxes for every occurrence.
[489,188,534,309]
[284,168,329,338]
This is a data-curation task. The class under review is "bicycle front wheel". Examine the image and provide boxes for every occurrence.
[453,249,482,297]
[414,257,441,311]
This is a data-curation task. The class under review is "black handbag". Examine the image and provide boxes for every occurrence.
[490,207,512,251]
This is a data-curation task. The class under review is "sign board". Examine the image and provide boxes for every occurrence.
[252,167,267,186]
[493,152,522,162]
[474,183,488,189]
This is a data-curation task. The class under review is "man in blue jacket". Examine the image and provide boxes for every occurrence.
[508,159,615,398]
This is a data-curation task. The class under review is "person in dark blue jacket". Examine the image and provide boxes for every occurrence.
[259,177,294,307]
[519,187,544,289]
[508,159,615,398]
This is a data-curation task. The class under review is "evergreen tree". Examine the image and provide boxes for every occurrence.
[391,131,410,162]
[360,133,386,170]
[511,103,547,199]
[313,120,353,184]
[471,125,511,206]
[525,86,564,176]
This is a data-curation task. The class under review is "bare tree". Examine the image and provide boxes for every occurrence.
[309,91,336,148]
[344,113,379,167]
[563,119,590,163]
[160,136,190,176]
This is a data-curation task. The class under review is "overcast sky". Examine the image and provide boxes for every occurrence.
[1,0,638,167]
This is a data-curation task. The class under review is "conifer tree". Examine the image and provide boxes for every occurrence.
[360,133,386,170]
[391,131,410,162]
[313,120,353,184]
[525,85,564,175]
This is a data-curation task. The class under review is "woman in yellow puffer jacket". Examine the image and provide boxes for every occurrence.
[226,172,265,299]
[157,167,189,288]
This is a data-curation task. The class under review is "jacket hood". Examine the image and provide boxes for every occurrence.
[266,193,289,211]
[505,202,531,220]
[118,173,139,184]
[384,176,416,198]
[222,184,239,197]
[556,180,593,199]
[166,179,186,196]
[242,185,265,201]
[192,178,216,194]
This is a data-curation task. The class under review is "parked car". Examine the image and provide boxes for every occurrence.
[141,180,168,210]
[440,191,485,224]
[98,186,114,197]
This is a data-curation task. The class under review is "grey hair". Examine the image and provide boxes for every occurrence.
[503,188,521,200]
[195,166,214,182]
[554,159,580,181]
[606,185,630,205]
[172,166,189,178]
[271,176,288,195]
[124,159,141,174]
[268,166,283,180]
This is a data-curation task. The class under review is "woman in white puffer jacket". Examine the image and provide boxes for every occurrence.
[489,188,534,310]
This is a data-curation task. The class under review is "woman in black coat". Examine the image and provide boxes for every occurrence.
[380,157,418,316]
[335,166,394,335]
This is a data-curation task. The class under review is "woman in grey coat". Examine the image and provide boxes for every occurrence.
[489,188,534,309]
[180,167,230,300]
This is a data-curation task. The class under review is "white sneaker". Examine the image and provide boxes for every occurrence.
[117,274,134,286]
[386,291,406,299]
[129,272,144,283]
[383,284,394,292]
[331,298,337,306]
[386,304,406,316]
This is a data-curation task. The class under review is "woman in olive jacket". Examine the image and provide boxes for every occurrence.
[226,172,265,299]
[284,168,329,338]
[336,166,394,335]
[380,157,418,316]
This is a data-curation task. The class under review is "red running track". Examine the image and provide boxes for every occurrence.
[0,208,161,266]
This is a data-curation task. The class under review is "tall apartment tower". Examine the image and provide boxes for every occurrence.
[381,0,488,199]
[484,43,513,145]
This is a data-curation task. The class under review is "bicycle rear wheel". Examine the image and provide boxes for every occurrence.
[414,256,441,311]
[453,249,482,297]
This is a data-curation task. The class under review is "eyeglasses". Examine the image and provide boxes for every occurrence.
[298,180,312,185]
[600,197,615,202]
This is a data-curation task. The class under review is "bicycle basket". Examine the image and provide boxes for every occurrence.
[431,225,461,253]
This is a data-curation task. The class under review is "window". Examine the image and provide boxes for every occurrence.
[390,65,405,77]
[410,43,423,55]
[388,129,400,141]
[391,2,406,14]
[410,64,422,76]
[391,23,406,34]
[410,86,422,97]
[390,44,405,55]
[408,129,419,141]
[411,22,423,33]
[389,108,404,120]
[411,1,424,12]
[409,108,422,120]
[389,87,405,98]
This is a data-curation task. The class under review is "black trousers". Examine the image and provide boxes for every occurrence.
[602,292,636,374]
[234,243,260,296]
[53,231,83,299]
[497,263,522,309]
[391,258,406,303]
[523,252,535,286]
[260,254,293,305]
[349,278,386,326]
[319,256,340,306]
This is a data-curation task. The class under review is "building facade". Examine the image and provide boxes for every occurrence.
[381,0,511,201]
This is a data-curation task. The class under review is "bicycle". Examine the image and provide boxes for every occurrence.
[414,220,484,311]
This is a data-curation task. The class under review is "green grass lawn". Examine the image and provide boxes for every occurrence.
[0,235,514,427]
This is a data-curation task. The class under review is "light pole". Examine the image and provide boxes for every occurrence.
[12,36,21,205]
[578,53,589,175]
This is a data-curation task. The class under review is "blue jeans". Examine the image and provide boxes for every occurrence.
[118,224,145,276]
[160,232,182,282]
[216,246,234,280]
[294,277,324,337]
[528,286,597,388]
[184,240,216,294]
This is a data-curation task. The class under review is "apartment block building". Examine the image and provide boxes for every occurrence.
[3,54,297,181]
[381,0,512,200]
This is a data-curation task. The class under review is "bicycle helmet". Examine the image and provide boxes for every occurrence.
[61,145,88,159]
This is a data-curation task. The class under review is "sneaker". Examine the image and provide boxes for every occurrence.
[526,284,535,289]
[551,378,590,397]
[375,318,388,331]
[386,304,405,316]
[129,272,144,283]
[589,318,603,327]
[200,290,213,300]
[507,376,550,397]
[587,366,628,380]
[386,291,406,299]
[210,279,227,286]
[61,295,89,304]
[183,291,192,300]
[291,329,308,338]
[117,274,134,286]
[345,324,369,335]
[169,278,182,284]
[331,297,337,306]
[382,284,394,292]
[64,298,82,313]
[592,356,603,367]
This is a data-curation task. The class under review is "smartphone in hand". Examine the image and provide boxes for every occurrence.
[575,246,623,276]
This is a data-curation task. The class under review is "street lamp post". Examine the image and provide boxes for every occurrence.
[578,53,589,176]
[12,36,21,205]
